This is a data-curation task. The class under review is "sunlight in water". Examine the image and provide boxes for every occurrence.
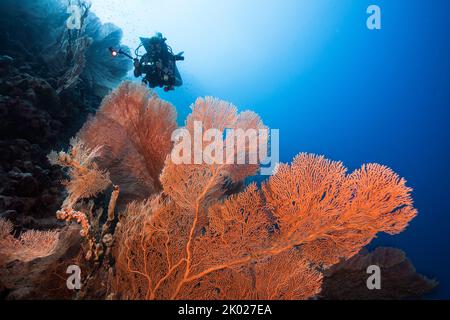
[91,0,348,93]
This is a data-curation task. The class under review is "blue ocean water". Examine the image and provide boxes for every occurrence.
[92,0,450,298]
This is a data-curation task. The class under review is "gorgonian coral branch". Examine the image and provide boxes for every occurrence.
[39,83,426,300]
[0,218,59,264]
[48,137,111,208]
[107,86,418,300]
[78,81,177,205]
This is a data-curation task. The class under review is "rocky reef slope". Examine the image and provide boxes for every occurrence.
[0,0,131,232]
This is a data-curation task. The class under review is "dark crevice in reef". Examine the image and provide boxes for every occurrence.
[0,0,131,232]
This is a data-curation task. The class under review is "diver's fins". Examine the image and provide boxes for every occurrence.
[175,52,185,61]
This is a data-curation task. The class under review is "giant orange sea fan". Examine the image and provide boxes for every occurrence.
[0,83,427,300]
[97,83,419,300]
[112,153,417,300]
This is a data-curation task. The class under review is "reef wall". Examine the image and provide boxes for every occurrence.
[0,0,131,232]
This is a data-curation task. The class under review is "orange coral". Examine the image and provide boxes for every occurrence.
[49,138,121,266]
[56,208,90,237]
[3,83,425,300]
[262,154,417,267]
[48,138,111,208]
[160,97,266,233]
[78,81,177,204]
[0,224,84,300]
[0,218,59,264]
[106,88,417,300]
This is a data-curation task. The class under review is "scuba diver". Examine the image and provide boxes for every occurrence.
[109,33,184,92]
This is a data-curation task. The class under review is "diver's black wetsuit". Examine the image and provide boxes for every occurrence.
[134,34,183,91]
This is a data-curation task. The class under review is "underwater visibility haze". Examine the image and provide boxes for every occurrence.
[0,0,449,301]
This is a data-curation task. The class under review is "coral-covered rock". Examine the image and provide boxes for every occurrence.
[0,55,14,67]
[321,248,437,299]
[0,0,131,230]
[0,224,82,300]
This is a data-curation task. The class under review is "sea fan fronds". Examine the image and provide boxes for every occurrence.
[112,95,417,300]
[262,154,417,266]
[0,0,131,95]
[0,218,59,264]
[43,84,426,300]
[82,16,133,96]
[78,81,177,204]
[0,224,83,299]
[0,218,14,239]
[48,137,111,208]
[161,97,266,211]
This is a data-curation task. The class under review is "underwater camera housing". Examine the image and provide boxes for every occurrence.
[109,34,184,92]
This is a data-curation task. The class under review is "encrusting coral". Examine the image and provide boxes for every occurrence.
[0,82,435,300]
